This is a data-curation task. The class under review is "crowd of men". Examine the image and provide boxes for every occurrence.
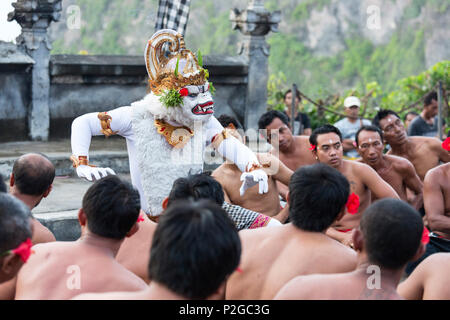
[0,90,449,300]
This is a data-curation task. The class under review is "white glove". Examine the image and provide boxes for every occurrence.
[239,169,269,196]
[76,165,116,182]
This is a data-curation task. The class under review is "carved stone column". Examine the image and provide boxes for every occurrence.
[8,0,62,141]
[230,0,280,129]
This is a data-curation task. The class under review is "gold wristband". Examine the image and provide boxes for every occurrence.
[70,155,97,168]
[98,112,118,137]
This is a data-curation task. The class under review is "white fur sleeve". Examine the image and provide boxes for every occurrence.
[205,116,259,172]
[71,106,133,157]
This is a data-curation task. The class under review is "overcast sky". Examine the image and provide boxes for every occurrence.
[0,0,21,43]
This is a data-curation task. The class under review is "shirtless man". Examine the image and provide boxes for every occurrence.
[0,153,56,300]
[213,115,292,221]
[74,200,241,300]
[355,125,423,210]
[275,199,426,300]
[0,193,33,284]
[309,125,399,247]
[404,162,450,275]
[115,212,156,283]
[372,109,450,181]
[258,110,316,198]
[15,176,147,299]
[398,253,450,300]
[225,164,357,300]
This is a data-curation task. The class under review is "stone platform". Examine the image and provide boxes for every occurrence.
[0,136,130,241]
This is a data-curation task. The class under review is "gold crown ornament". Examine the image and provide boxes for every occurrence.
[145,29,210,107]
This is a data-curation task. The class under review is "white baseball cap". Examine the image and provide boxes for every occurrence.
[344,96,361,108]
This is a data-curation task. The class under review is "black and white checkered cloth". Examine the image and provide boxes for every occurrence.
[222,202,271,231]
[155,0,191,35]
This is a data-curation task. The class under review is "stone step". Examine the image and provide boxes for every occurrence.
[0,137,130,178]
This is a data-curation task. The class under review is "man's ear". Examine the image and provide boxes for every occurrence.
[312,149,318,160]
[162,197,169,210]
[42,184,53,198]
[9,173,14,188]
[0,253,23,281]
[352,229,364,252]
[285,191,290,204]
[125,222,139,238]
[411,243,426,262]
[78,208,87,227]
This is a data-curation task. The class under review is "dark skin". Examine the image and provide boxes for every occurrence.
[379,114,450,180]
[263,117,316,199]
[356,130,423,210]
[275,228,426,300]
[423,163,450,239]
[311,132,399,247]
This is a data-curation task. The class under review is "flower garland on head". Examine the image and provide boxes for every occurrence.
[0,238,34,263]
[158,51,215,109]
[442,137,450,151]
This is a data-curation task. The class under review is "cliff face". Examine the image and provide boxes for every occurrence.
[48,0,449,94]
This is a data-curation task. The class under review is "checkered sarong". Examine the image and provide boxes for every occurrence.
[155,0,191,35]
[222,202,271,231]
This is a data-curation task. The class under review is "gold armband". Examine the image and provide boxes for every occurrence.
[211,129,232,149]
[98,112,118,137]
[70,155,97,168]
[246,163,263,172]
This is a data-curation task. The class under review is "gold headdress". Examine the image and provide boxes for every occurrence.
[145,29,206,95]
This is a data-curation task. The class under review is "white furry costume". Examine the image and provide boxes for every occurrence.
[70,29,268,217]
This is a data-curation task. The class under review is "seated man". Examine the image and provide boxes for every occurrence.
[15,175,147,299]
[372,109,450,181]
[166,172,281,229]
[225,164,357,300]
[309,125,399,247]
[355,125,423,210]
[275,199,426,300]
[115,211,156,284]
[213,115,292,221]
[404,161,450,275]
[0,193,33,284]
[9,153,56,243]
[0,153,56,300]
[258,110,316,199]
[398,253,450,300]
[74,200,241,300]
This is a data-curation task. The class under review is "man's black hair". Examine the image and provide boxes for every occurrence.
[424,91,438,106]
[0,174,6,193]
[309,124,343,147]
[257,110,290,130]
[355,125,384,147]
[289,164,349,232]
[372,109,401,129]
[12,153,55,196]
[403,111,418,120]
[283,88,302,102]
[360,199,423,269]
[82,175,140,240]
[217,114,243,130]
[148,199,241,299]
[167,172,225,207]
[0,193,32,254]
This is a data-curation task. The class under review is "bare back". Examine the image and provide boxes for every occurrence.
[15,241,147,300]
[116,216,157,283]
[225,224,357,300]
[388,136,447,180]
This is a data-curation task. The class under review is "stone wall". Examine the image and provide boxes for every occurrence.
[0,50,248,141]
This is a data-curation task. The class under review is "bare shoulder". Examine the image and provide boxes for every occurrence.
[275,274,334,300]
[345,159,373,175]
[31,219,56,244]
[411,136,441,150]
[424,163,449,184]
[294,135,310,146]
[385,154,415,172]
[422,252,450,271]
